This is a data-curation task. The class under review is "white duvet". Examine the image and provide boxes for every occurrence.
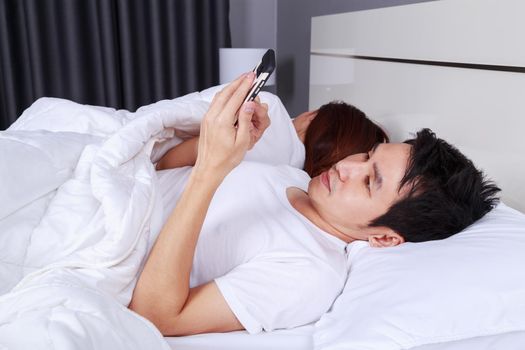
[0,89,221,349]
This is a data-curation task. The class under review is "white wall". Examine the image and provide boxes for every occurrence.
[229,0,435,117]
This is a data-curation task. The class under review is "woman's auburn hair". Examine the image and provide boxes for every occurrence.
[303,101,389,178]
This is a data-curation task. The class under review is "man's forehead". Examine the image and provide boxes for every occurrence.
[373,143,412,193]
[375,142,412,156]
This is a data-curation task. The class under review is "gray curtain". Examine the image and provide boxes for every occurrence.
[0,0,231,129]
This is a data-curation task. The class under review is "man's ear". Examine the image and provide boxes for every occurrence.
[366,226,405,248]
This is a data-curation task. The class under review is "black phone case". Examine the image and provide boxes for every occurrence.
[244,49,276,102]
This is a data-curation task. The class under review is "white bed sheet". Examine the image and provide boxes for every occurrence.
[165,324,314,350]
[166,327,525,350]
[410,331,525,350]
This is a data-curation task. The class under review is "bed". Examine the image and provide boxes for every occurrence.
[1,0,525,349]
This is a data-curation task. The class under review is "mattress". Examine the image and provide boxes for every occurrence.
[165,324,314,350]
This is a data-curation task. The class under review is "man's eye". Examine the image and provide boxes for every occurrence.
[365,176,371,192]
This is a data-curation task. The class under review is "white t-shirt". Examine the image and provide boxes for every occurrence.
[156,162,348,334]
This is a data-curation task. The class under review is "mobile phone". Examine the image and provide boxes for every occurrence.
[244,49,276,102]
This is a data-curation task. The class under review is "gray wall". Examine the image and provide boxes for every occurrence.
[229,0,277,94]
[230,0,436,117]
[229,0,277,49]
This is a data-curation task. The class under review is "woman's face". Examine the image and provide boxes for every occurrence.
[292,110,318,143]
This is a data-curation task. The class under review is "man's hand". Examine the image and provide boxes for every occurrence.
[155,93,270,171]
[195,72,265,177]
[247,96,270,150]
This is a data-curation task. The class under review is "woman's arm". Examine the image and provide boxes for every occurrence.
[155,137,199,170]
[129,72,270,335]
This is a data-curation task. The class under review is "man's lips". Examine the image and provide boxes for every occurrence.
[321,171,330,191]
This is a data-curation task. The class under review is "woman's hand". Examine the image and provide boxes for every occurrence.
[194,72,269,177]
[293,110,318,143]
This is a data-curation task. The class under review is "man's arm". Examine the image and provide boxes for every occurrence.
[129,72,269,335]
[161,281,243,335]
[129,167,243,334]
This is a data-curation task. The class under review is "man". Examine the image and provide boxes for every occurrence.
[129,73,500,336]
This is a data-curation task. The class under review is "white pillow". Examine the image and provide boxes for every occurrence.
[314,203,525,350]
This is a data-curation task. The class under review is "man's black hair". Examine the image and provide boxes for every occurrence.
[370,128,500,242]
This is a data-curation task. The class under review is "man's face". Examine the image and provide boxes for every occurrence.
[308,143,412,239]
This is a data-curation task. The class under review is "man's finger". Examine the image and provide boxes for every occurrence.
[253,103,271,130]
[235,101,255,149]
[221,72,256,123]
[207,73,249,117]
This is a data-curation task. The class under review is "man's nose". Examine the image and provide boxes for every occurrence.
[335,154,368,181]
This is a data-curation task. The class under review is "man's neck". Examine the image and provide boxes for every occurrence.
[286,187,353,243]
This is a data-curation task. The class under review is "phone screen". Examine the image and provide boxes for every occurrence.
[244,49,276,103]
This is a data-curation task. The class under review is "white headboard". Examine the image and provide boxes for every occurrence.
[309,0,525,212]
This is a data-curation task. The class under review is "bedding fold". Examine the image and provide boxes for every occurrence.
[0,92,213,349]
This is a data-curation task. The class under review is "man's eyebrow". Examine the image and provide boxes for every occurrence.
[369,143,383,191]
[370,142,383,190]
[373,162,383,191]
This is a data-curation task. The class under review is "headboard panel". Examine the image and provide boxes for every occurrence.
[309,0,525,212]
